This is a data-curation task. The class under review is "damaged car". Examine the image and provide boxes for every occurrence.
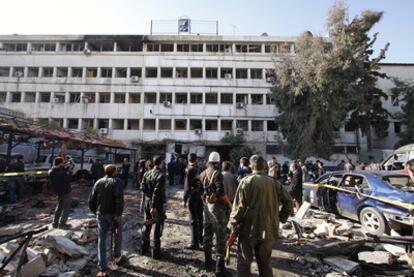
[303,171,414,235]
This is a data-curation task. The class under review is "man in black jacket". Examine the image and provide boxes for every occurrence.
[89,164,124,273]
[183,153,203,250]
[49,157,73,229]
[141,155,166,259]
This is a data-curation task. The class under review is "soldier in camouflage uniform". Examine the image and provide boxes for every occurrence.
[140,155,166,259]
[199,151,229,276]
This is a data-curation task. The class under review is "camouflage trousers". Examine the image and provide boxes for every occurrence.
[203,201,228,258]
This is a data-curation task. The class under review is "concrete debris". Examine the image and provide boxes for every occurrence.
[403,253,414,271]
[383,244,406,256]
[45,229,74,238]
[294,201,311,220]
[323,256,359,274]
[19,255,47,277]
[43,236,88,258]
[358,251,394,265]
[333,219,353,236]
[0,224,23,236]
[58,272,76,277]
[41,264,62,277]
[66,258,88,272]
[314,221,335,237]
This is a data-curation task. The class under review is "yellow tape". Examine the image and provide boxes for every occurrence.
[0,171,48,177]
[304,182,414,211]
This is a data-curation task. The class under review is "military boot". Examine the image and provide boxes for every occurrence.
[204,251,214,271]
[215,257,229,277]
[141,239,150,255]
[152,240,162,260]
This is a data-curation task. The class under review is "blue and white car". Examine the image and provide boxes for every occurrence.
[303,171,414,235]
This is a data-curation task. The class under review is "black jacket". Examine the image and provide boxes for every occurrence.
[183,163,202,203]
[200,165,224,198]
[288,169,303,197]
[88,176,124,216]
[48,166,72,196]
[90,162,105,178]
[141,167,166,208]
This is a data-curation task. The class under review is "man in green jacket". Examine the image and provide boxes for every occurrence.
[229,155,293,277]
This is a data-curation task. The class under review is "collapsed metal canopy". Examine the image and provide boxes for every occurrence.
[0,115,130,150]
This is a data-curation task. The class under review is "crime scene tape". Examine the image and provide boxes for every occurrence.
[304,182,414,211]
[0,171,48,177]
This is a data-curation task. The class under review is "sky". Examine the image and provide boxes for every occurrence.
[1,0,413,62]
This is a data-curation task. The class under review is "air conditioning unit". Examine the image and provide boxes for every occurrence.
[266,76,275,83]
[83,48,91,55]
[194,129,202,135]
[53,96,63,103]
[15,71,23,78]
[131,76,140,83]
[236,102,245,109]
[236,128,244,135]
[224,131,231,137]
[163,101,172,108]
[224,73,232,80]
[99,128,108,135]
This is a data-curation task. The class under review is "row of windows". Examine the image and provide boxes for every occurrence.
[0,41,294,54]
[1,91,275,105]
[43,118,280,132]
[0,66,272,80]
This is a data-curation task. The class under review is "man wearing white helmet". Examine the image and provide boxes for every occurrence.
[199,151,229,276]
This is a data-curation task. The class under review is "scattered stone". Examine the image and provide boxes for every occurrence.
[358,251,394,265]
[43,248,60,266]
[41,264,62,276]
[43,236,88,257]
[323,256,359,274]
[314,221,335,237]
[19,255,47,277]
[325,272,346,277]
[58,272,76,277]
[66,258,88,272]
[294,201,311,220]
[0,224,23,236]
[383,244,406,256]
[334,220,353,236]
[402,253,414,270]
[304,253,321,265]
[45,229,73,238]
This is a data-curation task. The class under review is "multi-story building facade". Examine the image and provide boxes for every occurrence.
[0,34,412,161]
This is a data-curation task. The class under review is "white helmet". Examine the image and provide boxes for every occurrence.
[208,151,220,163]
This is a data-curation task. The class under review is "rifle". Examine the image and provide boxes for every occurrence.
[207,192,233,210]
[224,207,249,265]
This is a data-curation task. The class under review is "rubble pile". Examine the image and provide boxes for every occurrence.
[280,201,414,276]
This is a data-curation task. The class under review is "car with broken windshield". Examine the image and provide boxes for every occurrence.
[303,171,414,236]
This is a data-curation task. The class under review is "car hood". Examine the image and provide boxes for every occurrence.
[375,189,414,206]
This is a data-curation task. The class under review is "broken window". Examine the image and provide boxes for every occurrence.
[98,119,109,129]
[146,43,160,52]
[71,67,83,78]
[69,92,81,103]
[190,119,202,130]
[175,119,187,131]
[206,68,218,79]
[190,44,203,52]
[31,43,56,52]
[13,67,24,77]
[0,92,6,103]
[236,69,248,79]
[190,93,203,104]
[205,93,218,104]
[177,44,189,52]
[190,68,203,78]
[159,93,172,104]
[267,121,278,131]
[59,42,84,52]
[99,93,111,103]
[248,44,261,53]
[221,93,233,104]
[0,67,10,77]
[114,93,126,103]
[279,43,291,54]
[265,44,277,53]
[161,44,174,52]
[176,68,188,78]
[143,119,156,130]
[221,120,233,131]
[145,67,158,78]
[160,68,173,78]
[27,67,39,77]
[206,44,219,52]
[251,94,263,105]
[250,69,263,79]
[11,92,21,102]
[101,68,113,78]
[236,94,248,104]
[83,92,95,103]
[81,118,94,130]
[219,44,232,53]
[266,94,275,105]
[235,44,248,53]
[115,68,127,78]
[56,68,68,78]
[112,119,124,130]
[128,93,140,103]
[175,93,187,104]
[87,41,114,52]
[2,43,27,52]
[205,120,218,131]
[24,92,36,103]
[53,93,65,103]
[220,68,233,79]
[130,68,142,77]
[251,120,264,131]
[116,41,143,52]
[86,68,98,78]
[144,92,157,103]
[50,118,64,128]
[40,92,51,103]
[236,120,249,131]
[68,119,79,129]
[42,67,54,77]
[159,119,171,130]
[127,119,140,130]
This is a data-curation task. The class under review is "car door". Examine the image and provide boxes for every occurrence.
[336,174,370,220]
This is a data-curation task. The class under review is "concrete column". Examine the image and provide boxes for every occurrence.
[63,118,68,128]
[123,119,128,130]
[65,92,69,103]
[53,67,57,78]
[112,67,116,78]
[108,119,113,129]
[82,67,86,78]
[95,92,99,104]
[113,42,117,52]
[24,67,28,78]
[247,68,251,79]
[77,119,81,130]
[110,92,115,103]
[97,67,101,78]
[93,118,98,129]
[127,68,131,78]
[35,92,40,103]
[5,92,11,103]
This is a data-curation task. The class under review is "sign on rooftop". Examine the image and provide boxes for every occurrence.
[150,17,218,35]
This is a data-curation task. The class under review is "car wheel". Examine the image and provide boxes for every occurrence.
[359,207,389,236]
